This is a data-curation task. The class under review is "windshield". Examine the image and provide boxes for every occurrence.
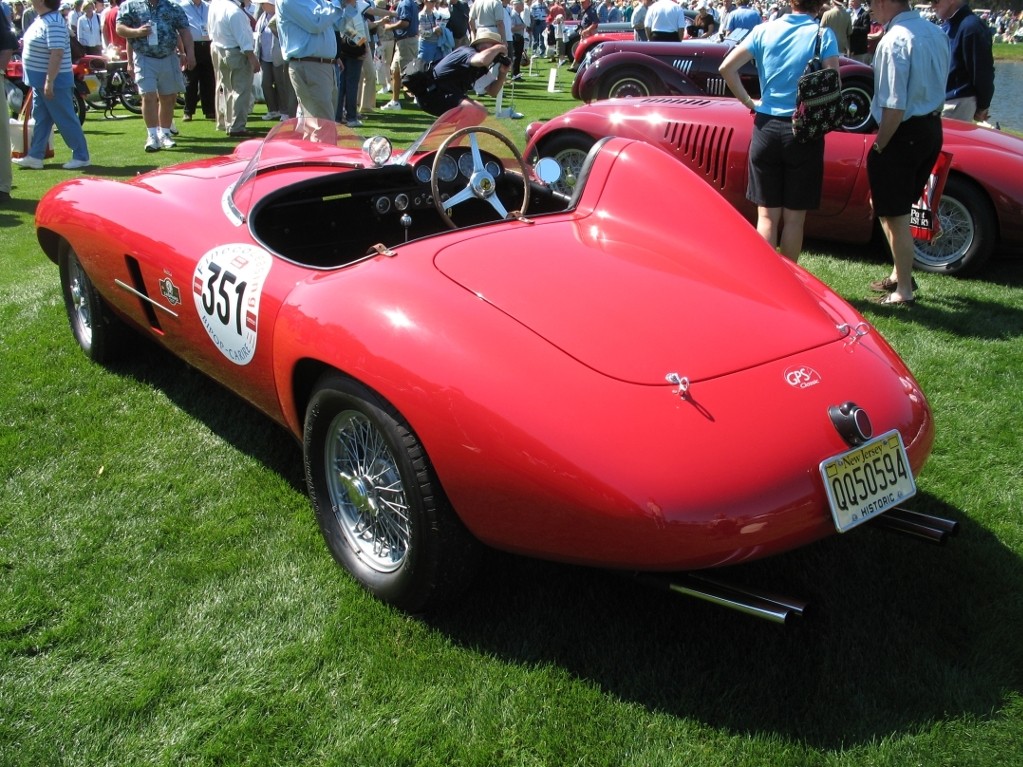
[227,103,512,223]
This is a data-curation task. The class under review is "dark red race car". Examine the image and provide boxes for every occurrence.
[34,107,949,622]
[527,96,1023,275]
[571,32,876,133]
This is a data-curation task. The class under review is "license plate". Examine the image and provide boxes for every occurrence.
[820,430,916,533]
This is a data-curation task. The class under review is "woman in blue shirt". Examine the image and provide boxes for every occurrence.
[719,0,839,263]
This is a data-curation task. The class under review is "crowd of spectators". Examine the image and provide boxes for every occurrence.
[0,0,1012,164]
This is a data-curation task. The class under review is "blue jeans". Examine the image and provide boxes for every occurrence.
[26,70,89,162]
[335,56,364,123]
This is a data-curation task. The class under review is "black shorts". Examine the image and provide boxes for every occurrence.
[867,114,943,218]
[746,113,825,211]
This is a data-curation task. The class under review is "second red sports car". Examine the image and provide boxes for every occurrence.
[527,96,1023,275]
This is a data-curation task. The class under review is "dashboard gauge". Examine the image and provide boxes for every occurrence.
[485,160,502,177]
[394,193,410,211]
[415,164,432,184]
[457,152,476,178]
[436,154,458,183]
[373,196,391,215]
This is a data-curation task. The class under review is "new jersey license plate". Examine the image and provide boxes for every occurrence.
[819,430,916,533]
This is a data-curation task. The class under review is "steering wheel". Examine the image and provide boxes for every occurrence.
[431,126,530,230]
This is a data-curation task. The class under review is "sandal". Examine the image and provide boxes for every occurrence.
[870,276,919,293]
[872,293,916,306]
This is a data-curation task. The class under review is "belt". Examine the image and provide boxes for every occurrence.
[907,110,942,121]
[295,56,334,64]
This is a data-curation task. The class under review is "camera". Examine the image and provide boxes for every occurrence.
[495,54,512,67]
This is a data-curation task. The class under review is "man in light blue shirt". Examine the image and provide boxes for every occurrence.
[866,0,950,305]
[277,0,343,119]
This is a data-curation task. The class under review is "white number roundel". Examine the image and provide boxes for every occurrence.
[193,244,273,366]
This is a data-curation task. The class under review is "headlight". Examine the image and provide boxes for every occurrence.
[362,136,392,167]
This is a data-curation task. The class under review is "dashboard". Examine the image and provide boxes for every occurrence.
[369,148,507,217]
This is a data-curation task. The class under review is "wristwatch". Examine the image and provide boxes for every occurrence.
[872,142,883,155]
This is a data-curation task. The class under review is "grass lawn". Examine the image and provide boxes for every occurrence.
[2,66,1022,766]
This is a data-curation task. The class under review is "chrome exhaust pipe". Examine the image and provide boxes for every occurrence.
[872,506,959,544]
[634,573,808,625]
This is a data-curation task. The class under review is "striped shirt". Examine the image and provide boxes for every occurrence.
[22,11,73,76]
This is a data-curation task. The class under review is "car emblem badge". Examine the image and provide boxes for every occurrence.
[159,277,181,306]
[784,366,822,389]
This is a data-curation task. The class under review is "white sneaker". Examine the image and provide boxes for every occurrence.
[261,111,280,121]
[145,135,161,153]
[346,119,363,128]
[169,124,180,136]
[62,158,91,170]
[160,134,176,149]
[381,100,401,111]
[14,155,44,169]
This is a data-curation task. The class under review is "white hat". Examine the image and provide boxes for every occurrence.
[471,29,503,46]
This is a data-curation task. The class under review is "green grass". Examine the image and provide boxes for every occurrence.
[993,42,1023,62]
[2,68,1023,766]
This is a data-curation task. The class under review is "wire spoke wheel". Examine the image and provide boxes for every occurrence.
[326,410,411,573]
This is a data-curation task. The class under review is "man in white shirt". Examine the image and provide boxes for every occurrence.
[645,0,687,41]
[208,0,259,136]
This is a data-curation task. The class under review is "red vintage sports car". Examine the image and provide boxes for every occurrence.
[570,34,877,133]
[35,107,947,622]
[527,96,1023,275]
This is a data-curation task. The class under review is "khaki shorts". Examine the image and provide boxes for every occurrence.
[391,37,419,75]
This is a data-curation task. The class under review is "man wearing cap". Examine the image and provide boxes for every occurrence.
[178,0,216,120]
[277,0,343,119]
[404,27,509,115]
[117,0,196,152]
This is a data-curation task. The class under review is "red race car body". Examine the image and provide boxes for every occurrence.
[35,108,935,618]
[527,96,1023,275]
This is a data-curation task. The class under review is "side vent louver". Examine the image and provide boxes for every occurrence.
[659,119,734,191]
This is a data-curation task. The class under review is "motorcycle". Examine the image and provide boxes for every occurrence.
[78,47,143,118]
[5,56,88,125]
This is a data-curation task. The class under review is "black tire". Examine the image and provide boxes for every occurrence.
[58,246,126,363]
[74,91,87,125]
[539,132,595,197]
[913,175,996,276]
[600,67,656,100]
[303,373,481,612]
[120,81,143,114]
[839,77,874,133]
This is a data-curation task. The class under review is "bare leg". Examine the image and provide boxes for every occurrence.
[778,208,807,263]
[141,91,160,129]
[158,93,177,130]
[879,214,916,301]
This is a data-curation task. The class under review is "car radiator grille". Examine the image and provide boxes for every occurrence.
[657,117,734,192]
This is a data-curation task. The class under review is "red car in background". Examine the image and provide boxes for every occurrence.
[527,97,1023,275]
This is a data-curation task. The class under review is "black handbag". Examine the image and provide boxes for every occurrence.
[791,28,844,144]
[339,34,367,59]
